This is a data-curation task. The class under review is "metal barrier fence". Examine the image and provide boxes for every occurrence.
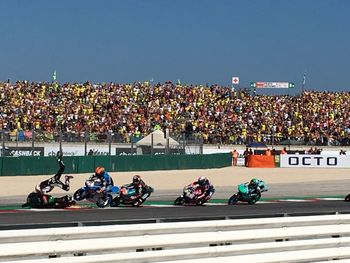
[0,130,204,157]
[0,130,204,144]
[1,214,350,262]
[1,129,347,157]
[1,129,347,146]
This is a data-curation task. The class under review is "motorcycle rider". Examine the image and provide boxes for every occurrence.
[247,178,267,196]
[110,174,153,207]
[91,166,114,193]
[23,154,74,208]
[191,176,215,204]
[22,192,74,209]
[125,175,149,195]
[35,154,73,195]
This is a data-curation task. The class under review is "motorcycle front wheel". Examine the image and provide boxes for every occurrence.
[174,196,184,206]
[132,198,144,207]
[135,192,151,207]
[228,194,239,205]
[345,194,350,202]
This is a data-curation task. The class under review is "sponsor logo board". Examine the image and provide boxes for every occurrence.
[2,147,45,157]
[280,154,350,168]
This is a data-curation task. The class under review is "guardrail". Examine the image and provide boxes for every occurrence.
[1,214,350,262]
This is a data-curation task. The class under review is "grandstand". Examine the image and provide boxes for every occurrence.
[1,80,350,147]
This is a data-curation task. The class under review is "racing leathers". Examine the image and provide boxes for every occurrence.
[190,180,215,204]
[124,178,148,196]
[90,170,114,193]
[247,179,267,196]
[22,192,74,208]
[24,157,74,208]
[35,158,72,194]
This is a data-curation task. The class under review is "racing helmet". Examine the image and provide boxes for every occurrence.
[133,175,141,184]
[197,176,208,186]
[95,166,105,177]
[250,178,259,187]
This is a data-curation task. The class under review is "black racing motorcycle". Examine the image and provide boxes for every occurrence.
[22,192,76,209]
[111,184,154,207]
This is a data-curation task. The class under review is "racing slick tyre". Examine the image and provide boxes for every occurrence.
[174,196,185,206]
[132,198,144,207]
[73,189,86,201]
[228,194,239,205]
[345,194,350,202]
[96,194,113,208]
[110,196,121,207]
[196,198,206,206]
[53,196,76,209]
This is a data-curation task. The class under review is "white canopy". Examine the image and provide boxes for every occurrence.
[136,129,179,147]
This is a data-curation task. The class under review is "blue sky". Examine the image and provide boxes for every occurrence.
[0,0,349,92]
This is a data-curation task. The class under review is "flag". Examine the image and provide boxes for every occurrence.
[177,79,181,85]
[232,77,239,85]
[52,70,57,81]
[302,74,306,86]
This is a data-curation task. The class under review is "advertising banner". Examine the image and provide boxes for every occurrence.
[280,154,350,168]
[115,148,137,156]
[250,82,295,89]
[5,147,44,157]
[139,147,185,155]
[45,146,110,156]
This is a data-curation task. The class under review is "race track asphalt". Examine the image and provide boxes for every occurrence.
[1,200,350,230]
[1,180,350,230]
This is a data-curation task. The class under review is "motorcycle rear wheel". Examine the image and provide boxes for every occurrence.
[73,189,86,201]
[96,194,112,208]
[228,194,239,205]
[110,196,121,207]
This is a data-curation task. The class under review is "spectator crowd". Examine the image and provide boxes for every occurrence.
[1,80,350,145]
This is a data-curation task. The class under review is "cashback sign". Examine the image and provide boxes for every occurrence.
[250,82,295,89]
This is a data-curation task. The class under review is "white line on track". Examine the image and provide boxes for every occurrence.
[314,197,343,201]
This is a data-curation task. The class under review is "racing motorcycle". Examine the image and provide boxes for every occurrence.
[22,192,76,209]
[73,179,119,208]
[228,181,268,205]
[174,184,209,206]
[111,184,154,207]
